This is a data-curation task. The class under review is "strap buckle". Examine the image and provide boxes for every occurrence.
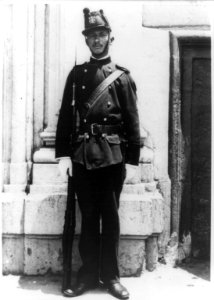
[91,123,99,135]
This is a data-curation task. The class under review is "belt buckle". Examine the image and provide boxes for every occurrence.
[91,123,98,135]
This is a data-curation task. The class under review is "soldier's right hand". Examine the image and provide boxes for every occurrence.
[58,157,72,179]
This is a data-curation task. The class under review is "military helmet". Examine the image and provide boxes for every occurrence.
[82,8,111,36]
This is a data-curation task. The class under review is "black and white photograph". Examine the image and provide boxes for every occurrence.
[0,1,213,299]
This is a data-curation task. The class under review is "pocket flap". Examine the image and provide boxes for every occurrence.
[105,134,121,144]
[75,135,84,143]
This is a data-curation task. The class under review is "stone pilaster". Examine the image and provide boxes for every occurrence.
[33,5,63,163]
[9,5,28,187]
[2,5,13,187]
[33,5,45,150]
[26,5,35,186]
[40,4,62,150]
[8,5,34,191]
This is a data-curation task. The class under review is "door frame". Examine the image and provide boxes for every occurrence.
[168,30,211,237]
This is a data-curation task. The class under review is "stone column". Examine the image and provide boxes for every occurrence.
[1,5,13,189]
[145,236,158,271]
[9,5,28,189]
[1,4,35,275]
[33,5,45,150]
[33,4,62,163]
[7,5,35,192]
[0,9,4,193]
[26,5,35,189]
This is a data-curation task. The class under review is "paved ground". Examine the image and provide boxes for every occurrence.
[1,261,213,300]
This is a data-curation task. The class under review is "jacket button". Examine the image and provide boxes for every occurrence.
[84,69,87,73]
[104,118,107,122]
[82,85,86,90]
[83,119,87,123]
[107,101,111,107]
[108,86,112,90]
[84,103,90,109]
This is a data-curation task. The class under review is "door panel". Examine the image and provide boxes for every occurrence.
[180,41,211,258]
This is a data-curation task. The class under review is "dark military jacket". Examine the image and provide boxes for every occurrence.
[55,56,140,169]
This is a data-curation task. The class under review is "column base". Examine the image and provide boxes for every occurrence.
[9,162,27,185]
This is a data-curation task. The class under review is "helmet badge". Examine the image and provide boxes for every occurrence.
[89,16,96,24]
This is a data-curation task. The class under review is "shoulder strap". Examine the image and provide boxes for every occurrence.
[85,69,124,118]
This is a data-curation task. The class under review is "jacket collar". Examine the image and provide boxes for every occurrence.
[90,56,111,65]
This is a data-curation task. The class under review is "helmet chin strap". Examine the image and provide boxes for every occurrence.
[103,35,111,54]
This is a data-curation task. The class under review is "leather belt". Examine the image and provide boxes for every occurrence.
[79,123,122,136]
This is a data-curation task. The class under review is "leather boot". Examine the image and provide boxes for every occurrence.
[107,282,129,299]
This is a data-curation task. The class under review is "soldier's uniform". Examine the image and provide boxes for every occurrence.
[55,8,141,298]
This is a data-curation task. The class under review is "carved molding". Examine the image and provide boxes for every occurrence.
[169,30,210,235]
[142,2,211,29]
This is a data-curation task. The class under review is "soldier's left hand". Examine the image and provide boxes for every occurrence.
[124,164,140,184]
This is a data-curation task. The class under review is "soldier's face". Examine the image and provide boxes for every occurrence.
[86,29,110,58]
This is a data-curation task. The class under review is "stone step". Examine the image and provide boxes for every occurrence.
[32,163,155,185]
[2,190,163,236]
[2,234,147,276]
[30,181,157,194]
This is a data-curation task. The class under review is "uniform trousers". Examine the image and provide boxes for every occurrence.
[73,162,125,286]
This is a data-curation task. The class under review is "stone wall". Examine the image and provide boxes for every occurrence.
[2,181,163,275]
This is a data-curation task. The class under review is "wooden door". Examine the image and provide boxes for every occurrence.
[180,39,211,259]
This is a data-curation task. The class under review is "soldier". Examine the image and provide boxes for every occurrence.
[55,8,141,299]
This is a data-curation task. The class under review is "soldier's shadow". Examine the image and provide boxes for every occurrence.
[18,274,109,298]
[18,274,63,296]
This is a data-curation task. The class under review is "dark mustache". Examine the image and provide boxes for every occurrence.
[93,42,103,47]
